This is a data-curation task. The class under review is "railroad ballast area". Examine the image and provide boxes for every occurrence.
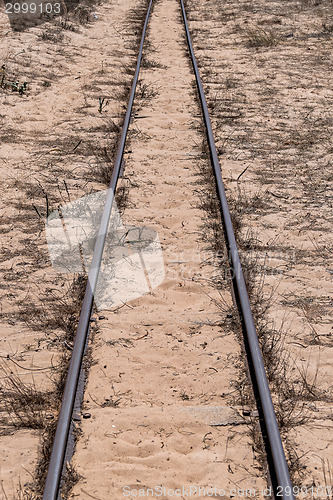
[0,0,332,499]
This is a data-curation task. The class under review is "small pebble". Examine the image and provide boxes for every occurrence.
[83,412,91,419]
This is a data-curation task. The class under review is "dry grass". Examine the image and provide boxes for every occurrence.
[17,274,87,344]
[59,462,82,499]
[38,27,64,43]
[0,363,51,431]
[246,29,279,47]
[136,80,159,101]
[88,142,117,185]
[190,121,331,487]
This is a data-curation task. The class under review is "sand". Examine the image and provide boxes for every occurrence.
[0,0,332,497]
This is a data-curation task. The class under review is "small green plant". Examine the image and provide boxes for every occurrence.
[1,64,6,87]
[101,395,121,407]
[137,80,158,100]
[2,80,28,94]
[55,19,76,31]
[18,81,27,94]
[180,391,190,401]
[39,28,64,43]
[98,97,109,113]
[141,57,165,69]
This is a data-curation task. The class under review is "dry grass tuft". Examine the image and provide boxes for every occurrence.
[246,29,279,48]
[17,274,87,345]
[90,143,117,185]
[0,363,51,431]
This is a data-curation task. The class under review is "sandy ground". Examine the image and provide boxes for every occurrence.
[0,0,332,498]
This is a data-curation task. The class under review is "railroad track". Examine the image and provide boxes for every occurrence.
[43,1,295,498]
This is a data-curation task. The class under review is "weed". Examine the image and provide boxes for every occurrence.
[115,183,129,214]
[246,29,279,47]
[98,97,109,114]
[180,391,190,401]
[0,65,6,87]
[89,143,116,185]
[38,28,64,43]
[14,479,36,499]
[141,57,165,69]
[137,80,158,100]
[59,462,82,498]
[73,4,91,24]
[0,65,28,94]
[32,419,58,497]
[0,363,51,430]
[101,396,121,408]
[17,274,87,345]
[54,19,77,31]
[322,22,333,33]
[106,337,134,348]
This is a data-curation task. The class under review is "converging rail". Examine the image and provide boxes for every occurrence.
[43,1,295,499]
[42,1,153,498]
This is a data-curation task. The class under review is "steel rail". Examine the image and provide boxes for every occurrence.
[179,1,295,499]
[42,1,153,498]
